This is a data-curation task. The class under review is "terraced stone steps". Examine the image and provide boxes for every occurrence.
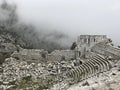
[95,40,108,48]
[92,40,120,58]
[106,46,120,56]
[66,54,111,83]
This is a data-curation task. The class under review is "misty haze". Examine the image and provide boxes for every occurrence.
[8,0,120,45]
[0,0,120,90]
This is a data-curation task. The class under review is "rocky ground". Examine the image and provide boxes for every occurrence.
[0,57,72,90]
[0,57,120,90]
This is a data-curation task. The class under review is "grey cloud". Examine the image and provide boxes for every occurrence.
[3,0,120,45]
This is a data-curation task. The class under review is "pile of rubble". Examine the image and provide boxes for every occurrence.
[0,58,120,90]
[0,57,74,90]
[0,57,48,89]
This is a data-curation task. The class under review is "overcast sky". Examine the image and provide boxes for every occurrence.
[4,0,120,44]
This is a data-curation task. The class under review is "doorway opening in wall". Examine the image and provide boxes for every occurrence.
[94,38,96,42]
[41,53,46,58]
[79,51,81,57]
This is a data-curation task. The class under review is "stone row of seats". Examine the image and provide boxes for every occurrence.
[95,40,109,48]
[92,40,120,58]
[94,40,120,55]
[112,47,120,52]
[66,54,111,83]
[106,46,120,56]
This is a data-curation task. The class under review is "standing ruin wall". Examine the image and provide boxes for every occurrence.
[76,35,107,58]
[11,49,75,62]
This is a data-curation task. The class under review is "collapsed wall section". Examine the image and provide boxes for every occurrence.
[11,49,75,62]
[11,49,48,62]
[48,50,75,61]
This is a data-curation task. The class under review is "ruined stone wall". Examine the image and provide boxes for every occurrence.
[11,35,118,61]
[11,49,75,62]
[48,50,75,61]
[11,49,48,62]
[77,35,107,47]
[76,35,107,58]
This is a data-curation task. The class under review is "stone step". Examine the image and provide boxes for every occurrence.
[94,55,111,70]
[90,56,104,71]
[66,54,111,83]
